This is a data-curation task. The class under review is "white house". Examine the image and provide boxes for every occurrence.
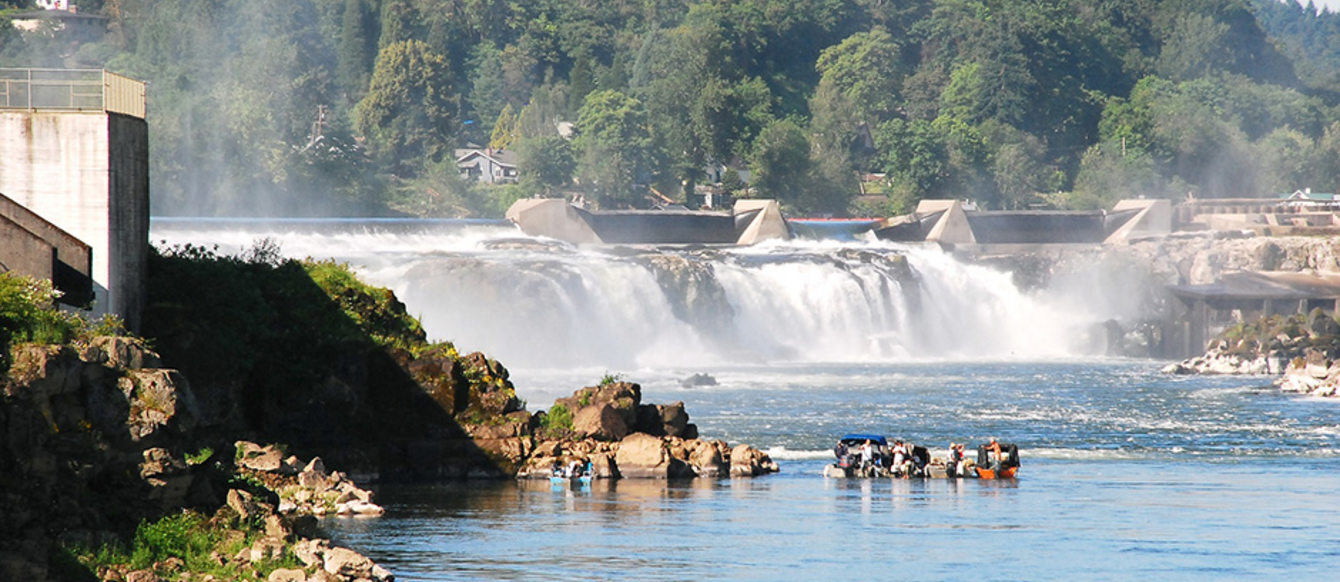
[455,148,519,184]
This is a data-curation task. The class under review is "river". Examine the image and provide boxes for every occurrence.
[149,219,1340,580]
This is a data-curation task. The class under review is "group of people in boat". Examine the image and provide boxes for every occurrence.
[551,458,592,479]
[831,435,1018,479]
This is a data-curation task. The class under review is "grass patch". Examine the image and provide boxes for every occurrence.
[71,509,301,581]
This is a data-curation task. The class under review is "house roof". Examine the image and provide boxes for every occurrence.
[454,148,518,167]
[1280,190,1340,201]
[10,10,108,22]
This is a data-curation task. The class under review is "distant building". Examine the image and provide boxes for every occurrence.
[456,148,519,184]
[8,5,107,42]
[1280,188,1340,206]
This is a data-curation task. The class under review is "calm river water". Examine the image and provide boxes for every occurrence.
[320,361,1340,581]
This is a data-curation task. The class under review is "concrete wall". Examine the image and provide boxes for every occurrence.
[0,213,57,281]
[0,110,148,329]
[0,192,93,304]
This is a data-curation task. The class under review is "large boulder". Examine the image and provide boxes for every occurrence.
[687,439,730,478]
[120,369,199,441]
[615,433,692,479]
[573,403,631,441]
[555,381,641,430]
[634,402,698,438]
[614,433,670,479]
[729,444,779,477]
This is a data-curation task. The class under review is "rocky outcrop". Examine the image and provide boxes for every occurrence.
[1276,348,1340,397]
[235,441,385,517]
[516,382,777,480]
[0,337,392,582]
[1162,309,1340,399]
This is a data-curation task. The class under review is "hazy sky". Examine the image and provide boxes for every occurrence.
[1302,0,1340,13]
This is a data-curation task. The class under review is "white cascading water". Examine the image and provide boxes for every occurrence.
[149,221,1110,370]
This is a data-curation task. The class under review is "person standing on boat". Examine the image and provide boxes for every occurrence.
[834,440,850,466]
[985,438,1004,472]
[947,443,962,478]
[891,440,908,476]
[859,439,874,471]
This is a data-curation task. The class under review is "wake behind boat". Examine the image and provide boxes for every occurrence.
[822,434,1020,479]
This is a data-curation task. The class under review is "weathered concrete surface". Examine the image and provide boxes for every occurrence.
[506,198,603,244]
[733,199,790,244]
[505,198,793,245]
[0,110,148,329]
[1105,199,1172,243]
[918,199,977,244]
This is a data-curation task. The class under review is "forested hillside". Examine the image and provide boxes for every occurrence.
[3,0,1340,217]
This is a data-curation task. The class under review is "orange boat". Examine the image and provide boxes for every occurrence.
[973,442,1021,479]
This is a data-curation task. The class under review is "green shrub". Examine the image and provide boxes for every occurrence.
[130,511,214,569]
[540,403,574,438]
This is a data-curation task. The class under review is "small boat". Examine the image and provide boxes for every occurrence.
[550,474,593,486]
[823,433,894,478]
[972,442,1021,480]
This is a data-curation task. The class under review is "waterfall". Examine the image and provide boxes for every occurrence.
[150,220,1106,370]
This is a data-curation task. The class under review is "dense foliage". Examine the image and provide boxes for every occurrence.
[0,272,122,372]
[5,0,1340,216]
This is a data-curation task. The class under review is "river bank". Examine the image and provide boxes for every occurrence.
[0,246,777,581]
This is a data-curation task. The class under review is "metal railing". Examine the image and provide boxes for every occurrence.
[0,68,145,118]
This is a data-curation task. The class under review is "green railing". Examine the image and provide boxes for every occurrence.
[0,68,145,118]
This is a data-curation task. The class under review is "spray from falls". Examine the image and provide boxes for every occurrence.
[150,221,1116,370]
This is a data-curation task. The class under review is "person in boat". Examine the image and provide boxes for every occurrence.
[984,437,1004,472]
[834,440,850,466]
[947,443,962,478]
[564,458,585,478]
[858,439,874,471]
[890,440,908,477]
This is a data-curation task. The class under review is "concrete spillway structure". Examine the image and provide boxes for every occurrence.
[0,69,148,329]
[874,199,1172,248]
[505,198,792,245]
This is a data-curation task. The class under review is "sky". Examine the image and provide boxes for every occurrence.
[1302,0,1340,13]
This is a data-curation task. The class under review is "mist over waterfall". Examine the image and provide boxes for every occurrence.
[150,221,1112,370]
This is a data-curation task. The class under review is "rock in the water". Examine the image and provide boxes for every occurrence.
[680,373,717,387]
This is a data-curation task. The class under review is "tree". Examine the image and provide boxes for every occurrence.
[1066,140,1164,209]
[355,40,457,175]
[813,28,904,124]
[517,135,575,197]
[336,0,376,102]
[489,103,520,151]
[748,119,814,208]
[573,90,654,208]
